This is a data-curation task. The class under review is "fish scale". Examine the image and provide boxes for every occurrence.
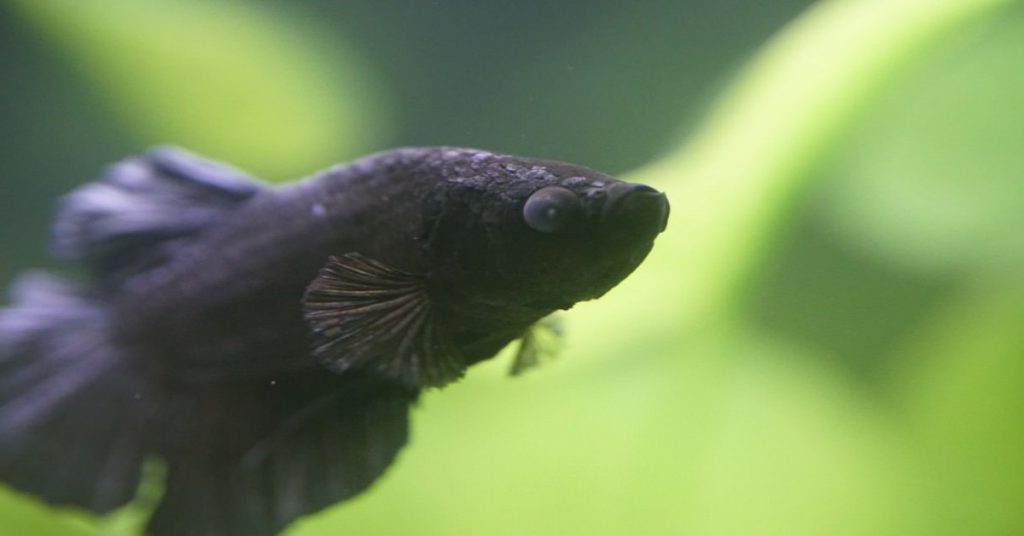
[0,145,668,536]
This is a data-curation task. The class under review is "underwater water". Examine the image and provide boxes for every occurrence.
[1,0,1022,534]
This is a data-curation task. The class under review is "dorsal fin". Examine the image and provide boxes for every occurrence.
[53,146,265,282]
[303,253,465,388]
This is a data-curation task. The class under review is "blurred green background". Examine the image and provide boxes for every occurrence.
[1,0,1022,534]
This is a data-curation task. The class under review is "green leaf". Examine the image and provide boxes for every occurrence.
[681,338,927,536]
[894,265,1024,535]
[623,0,1015,328]
[11,0,391,179]
[819,8,1024,275]
[0,492,105,536]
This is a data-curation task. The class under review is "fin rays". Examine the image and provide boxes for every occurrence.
[52,146,264,284]
[303,253,464,387]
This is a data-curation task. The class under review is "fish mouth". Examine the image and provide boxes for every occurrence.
[601,182,670,235]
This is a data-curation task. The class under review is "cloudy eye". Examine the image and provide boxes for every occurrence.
[523,186,581,233]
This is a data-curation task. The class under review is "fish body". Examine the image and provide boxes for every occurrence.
[0,146,668,535]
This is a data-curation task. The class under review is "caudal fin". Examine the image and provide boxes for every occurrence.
[0,272,416,535]
[0,273,153,513]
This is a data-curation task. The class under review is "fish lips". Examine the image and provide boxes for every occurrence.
[600,182,670,238]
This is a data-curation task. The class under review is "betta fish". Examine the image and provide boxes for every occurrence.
[0,146,668,535]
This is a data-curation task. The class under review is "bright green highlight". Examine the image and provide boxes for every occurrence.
[11,0,390,180]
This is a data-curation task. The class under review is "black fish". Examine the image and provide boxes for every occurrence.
[0,146,668,535]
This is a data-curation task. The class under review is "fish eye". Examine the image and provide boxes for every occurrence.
[523,186,581,233]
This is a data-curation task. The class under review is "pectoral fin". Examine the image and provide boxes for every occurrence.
[509,314,565,376]
[302,254,464,388]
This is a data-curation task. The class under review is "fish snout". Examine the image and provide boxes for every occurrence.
[601,182,670,234]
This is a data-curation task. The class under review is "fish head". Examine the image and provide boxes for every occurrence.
[426,150,669,316]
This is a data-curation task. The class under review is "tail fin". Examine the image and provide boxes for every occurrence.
[0,273,152,513]
[0,272,415,535]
